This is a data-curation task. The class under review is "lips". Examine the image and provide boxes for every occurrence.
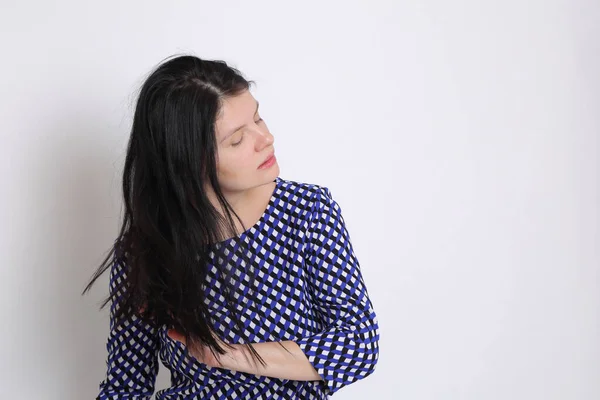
[259,152,275,168]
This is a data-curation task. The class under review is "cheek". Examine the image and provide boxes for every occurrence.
[217,150,254,178]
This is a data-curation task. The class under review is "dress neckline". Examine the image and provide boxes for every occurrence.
[213,176,280,246]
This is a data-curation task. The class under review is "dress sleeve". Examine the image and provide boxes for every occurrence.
[96,254,161,400]
[296,186,380,396]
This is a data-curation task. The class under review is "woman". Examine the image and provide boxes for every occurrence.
[83,54,380,399]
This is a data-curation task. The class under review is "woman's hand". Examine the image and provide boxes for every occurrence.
[167,328,238,369]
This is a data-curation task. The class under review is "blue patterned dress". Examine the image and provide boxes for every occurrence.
[97,176,380,399]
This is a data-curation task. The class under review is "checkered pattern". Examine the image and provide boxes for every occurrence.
[97,176,379,399]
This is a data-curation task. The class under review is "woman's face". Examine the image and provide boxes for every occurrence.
[213,90,279,193]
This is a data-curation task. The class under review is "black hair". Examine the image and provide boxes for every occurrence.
[82,54,283,367]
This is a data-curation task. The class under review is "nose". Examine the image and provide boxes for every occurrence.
[254,127,274,149]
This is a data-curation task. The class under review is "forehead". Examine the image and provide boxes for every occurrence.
[215,90,257,139]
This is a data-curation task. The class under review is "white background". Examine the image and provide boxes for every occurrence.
[1,1,598,399]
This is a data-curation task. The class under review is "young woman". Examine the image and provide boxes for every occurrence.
[83,54,380,399]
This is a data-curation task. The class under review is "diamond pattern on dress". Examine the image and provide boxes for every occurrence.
[97,177,379,399]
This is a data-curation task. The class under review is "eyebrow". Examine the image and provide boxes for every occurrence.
[221,100,260,143]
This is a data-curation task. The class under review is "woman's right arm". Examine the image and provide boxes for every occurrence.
[96,256,161,400]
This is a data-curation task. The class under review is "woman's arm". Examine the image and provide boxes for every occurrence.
[167,330,321,381]
[227,187,381,392]
[97,255,160,400]
[223,340,323,381]
[216,214,381,387]
[293,186,380,395]
[170,186,379,394]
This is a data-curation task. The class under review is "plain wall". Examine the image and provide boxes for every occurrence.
[1,0,598,399]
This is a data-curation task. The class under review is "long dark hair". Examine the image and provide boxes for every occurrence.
[82,54,278,367]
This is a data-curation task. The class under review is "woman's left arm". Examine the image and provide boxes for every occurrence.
[168,331,322,380]
[230,187,380,393]
[220,340,322,381]
[169,186,380,390]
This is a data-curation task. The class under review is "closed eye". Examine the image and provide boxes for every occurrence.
[231,118,264,147]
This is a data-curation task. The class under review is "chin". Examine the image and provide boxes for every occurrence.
[268,164,280,179]
[258,165,279,183]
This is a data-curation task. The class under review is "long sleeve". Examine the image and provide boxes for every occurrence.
[296,187,380,396]
[97,255,161,400]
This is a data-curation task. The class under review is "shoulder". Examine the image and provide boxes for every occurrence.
[276,176,334,213]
